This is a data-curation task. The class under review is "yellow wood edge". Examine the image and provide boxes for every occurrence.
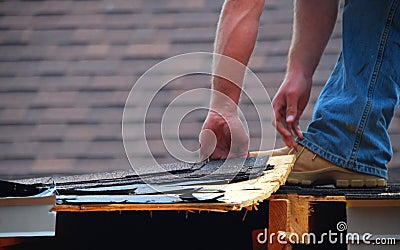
[0,237,26,248]
[52,203,238,213]
[347,199,400,208]
[271,194,346,202]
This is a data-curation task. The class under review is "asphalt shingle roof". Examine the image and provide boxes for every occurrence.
[0,0,399,182]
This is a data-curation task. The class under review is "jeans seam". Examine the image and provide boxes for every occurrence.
[349,0,400,165]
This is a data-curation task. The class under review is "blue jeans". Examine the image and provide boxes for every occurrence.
[299,0,400,179]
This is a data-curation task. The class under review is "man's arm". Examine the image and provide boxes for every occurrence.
[199,0,265,160]
[272,0,339,147]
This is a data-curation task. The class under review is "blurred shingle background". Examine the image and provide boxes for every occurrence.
[0,0,399,182]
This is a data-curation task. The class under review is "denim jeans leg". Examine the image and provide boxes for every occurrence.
[298,0,400,179]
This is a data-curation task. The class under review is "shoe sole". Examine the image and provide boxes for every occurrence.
[286,166,387,188]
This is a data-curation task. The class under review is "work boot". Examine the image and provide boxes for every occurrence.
[271,145,387,188]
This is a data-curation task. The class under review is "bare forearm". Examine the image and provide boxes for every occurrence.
[288,0,339,79]
[272,0,339,147]
[211,0,265,113]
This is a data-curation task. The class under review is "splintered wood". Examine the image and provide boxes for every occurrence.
[53,155,295,213]
[206,155,295,209]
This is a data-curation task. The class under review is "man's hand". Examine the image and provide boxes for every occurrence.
[199,110,249,161]
[272,72,311,147]
[271,0,338,147]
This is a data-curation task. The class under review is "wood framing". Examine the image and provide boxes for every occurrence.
[267,193,346,246]
[0,238,25,249]
[268,199,292,250]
